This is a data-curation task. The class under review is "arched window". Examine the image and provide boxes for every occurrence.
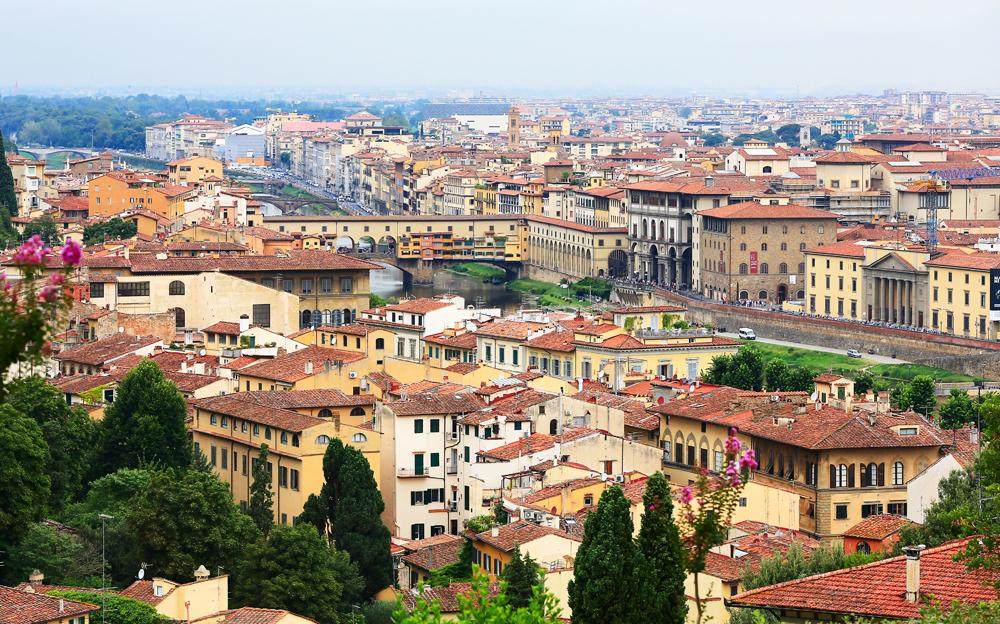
[739,263,748,275]
[779,263,788,274]
[175,308,185,328]
[375,338,385,350]
[800,243,806,250]
[782,226,788,234]
[549,419,558,435]
[351,433,367,443]
[281,432,288,445]
[760,263,769,274]
[315,435,331,444]
[781,242,787,251]
[868,462,878,486]
[169,280,185,295]
[265,427,272,440]
[221,416,228,428]
[893,461,904,485]
[350,407,366,417]
[856,541,871,554]
[292,435,299,447]
[762,166,772,173]
[777,454,784,477]
[740,243,747,251]
[739,290,749,299]
[318,408,333,419]
[70,366,75,375]
[798,262,805,274]
[837,464,848,488]
[301,310,313,329]
[797,290,805,299]
[253,424,260,437]
[758,290,768,300]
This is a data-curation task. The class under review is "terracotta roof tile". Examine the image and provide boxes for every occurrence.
[474,522,581,552]
[237,345,364,383]
[842,514,916,540]
[194,395,324,432]
[53,334,160,366]
[698,201,839,221]
[393,582,500,613]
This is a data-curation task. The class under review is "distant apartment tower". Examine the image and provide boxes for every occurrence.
[215,125,266,164]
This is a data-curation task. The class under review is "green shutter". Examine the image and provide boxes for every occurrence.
[415,453,424,474]
[411,491,416,506]
[431,453,440,467]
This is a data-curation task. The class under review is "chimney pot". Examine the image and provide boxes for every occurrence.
[491,526,500,537]
[903,544,926,603]
[59,597,64,612]
[29,569,43,583]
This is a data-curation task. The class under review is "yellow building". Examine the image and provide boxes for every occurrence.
[191,392,380,526]
[87,172,194,221]
[924,251,1000,339]
[234,345,371,393]
[470,522,581,581]
[167,156,224,187]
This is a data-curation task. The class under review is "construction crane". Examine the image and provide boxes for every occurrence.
[916,165,1000,252]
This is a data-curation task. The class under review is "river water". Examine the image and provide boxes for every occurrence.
[369,263,531,314]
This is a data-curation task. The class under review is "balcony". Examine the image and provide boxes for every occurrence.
[636,328,712,340]
[447,465,458,475]
[398,468,429,477]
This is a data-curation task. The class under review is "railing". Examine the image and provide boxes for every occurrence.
[398,468,429,477]
[447,465,458,475]
[635,327,711,339]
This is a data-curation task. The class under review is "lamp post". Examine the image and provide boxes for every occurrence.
[98,514,114,624]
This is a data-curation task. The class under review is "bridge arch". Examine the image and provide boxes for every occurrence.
[377,235,396,254]
[334,235,355,252]
[357,236,376,253]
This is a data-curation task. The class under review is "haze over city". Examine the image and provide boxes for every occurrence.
[6,0,1000,97]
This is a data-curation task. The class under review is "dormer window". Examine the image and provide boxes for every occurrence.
[154,585,163,597]
[899,427,918,436]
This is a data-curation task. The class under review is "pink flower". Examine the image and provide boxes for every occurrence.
[739,449,759,472]
[725,432,742,455]
[60,239,82,266]
[680,485,694,505]
[13,236,49,265]
[649,505,656,511]
[49,273,65,285]
[39,285,59,302]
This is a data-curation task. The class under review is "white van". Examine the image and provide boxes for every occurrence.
[738,328,756,340]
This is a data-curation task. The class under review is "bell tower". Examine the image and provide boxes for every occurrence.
[507,106,520,150]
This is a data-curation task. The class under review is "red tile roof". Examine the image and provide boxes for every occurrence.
[190,607,309,624]
[473,521,581,552]
[698,201,839,221]
[194,395,324,432]
[813,152,875,164]
[804,240,867,257]
[237,345,364,383]
[386,391,482,416]
[924,252,1000,270]
[842,514,916,540]
[203,321,242,335]
[523,330,576,352]
[728,539,997,619]
[53,334,160,366]
[0,586,99,624]
[393,582,500,613]
[232,389,376,409]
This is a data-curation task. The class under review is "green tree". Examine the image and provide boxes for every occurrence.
[679,107,693,119]
[705,346,765,391]
[776,124,802,147]
[247,444,274,537]
[938,388,976,429]
[701,133,726,147]
[395,573,562,624]
[636,472,686,624]
[6,377,95,513]
[47,591,165,624]
[5,522,101,586]
[807,544,846,575]
[280,152,291,167]
[234,523,362,624]
[83,217,138,245]
[901,375,936,417]
[369,293,387,309]
[764,359,790,392]
[895,469,977,553]
[816,133,842,150]
[299,438,392,600]
[0,404,50,544]
[0,129,18,228]
[568,486,642,624]
[493,501,510,526]
[126,468,261,580]
[729,545,810,624]
[92,360,191,478]
[853,371,876,396]
[500,544,541,611]
[23,216,62,246]
[786,367,817,393]
[702,354,732,385]
[429,538,474,587]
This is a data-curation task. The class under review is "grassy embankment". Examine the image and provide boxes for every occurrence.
[448,263,507,280]
[507,277,611,310]
[743,340,976,383]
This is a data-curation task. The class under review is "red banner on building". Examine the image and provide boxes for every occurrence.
[749,252,758,274]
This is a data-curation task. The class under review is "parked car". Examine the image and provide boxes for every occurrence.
[847,349,861,358]
[738,328,756,340]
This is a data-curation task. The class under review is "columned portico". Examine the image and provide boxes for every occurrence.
[870,272,924,327]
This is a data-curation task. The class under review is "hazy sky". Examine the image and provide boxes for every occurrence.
[8,0,1000,98]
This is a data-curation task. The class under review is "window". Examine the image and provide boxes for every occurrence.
[119,282,150,297]
[279,466,288,487]
[210,445,217,466]
[301,279,313,295]
[282,279,293,293]
[431,453,440,467]
[340,278,353,294]
[91,282,105,298]
[835,504,848,520]
[281,432,288,444]
[253,304,271,328]
[835,464,848,488]
[253,424,260,437]
[292,435,299,447]
[861,503,883,518]
[888,502,907,516]
[899,427,918,436]
[290,469,299,490]
[211,414,218,426]
[892,461,905,485]
[414,419,424,433]
[739,263,748,275]
[169,280,185,295]
[430,419,440,433]
[761,243,767,251]
[351,433,367,443]
[760,263,769,274]
[315,435,331,444]
[781,242,787,251]
[779,263,787,274]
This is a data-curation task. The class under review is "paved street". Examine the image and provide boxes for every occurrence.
[717,332,909,364]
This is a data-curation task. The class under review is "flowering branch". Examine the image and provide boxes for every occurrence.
[0,236,81,395]
[677,428,758,624]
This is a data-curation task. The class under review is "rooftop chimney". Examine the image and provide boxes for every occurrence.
[491,526,500,537]
[428,546,435,569]
[239,314,250,333]
[59,598,64,613]
[304,361,314,375]
[194,565,210,580]
[29,569,43,583]
[903,545,926,603]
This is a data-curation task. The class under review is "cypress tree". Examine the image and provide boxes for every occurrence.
[567,486,643,624]
[501,543,541,610]
[300,438,392,600]
[247,444,274,537]
[0,130,18,236]
[636,472,688,624]
[91,359,192,478]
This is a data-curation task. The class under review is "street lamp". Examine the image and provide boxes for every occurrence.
[98,514,114,624]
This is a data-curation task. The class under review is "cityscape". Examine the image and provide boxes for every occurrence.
[4,4,1000,624]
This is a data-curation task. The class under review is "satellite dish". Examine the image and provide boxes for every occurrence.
[138,569,144,580]
[810,392,818,402]
[118,327,125,333]
[200,348,207,356]
[689,385,695,393]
